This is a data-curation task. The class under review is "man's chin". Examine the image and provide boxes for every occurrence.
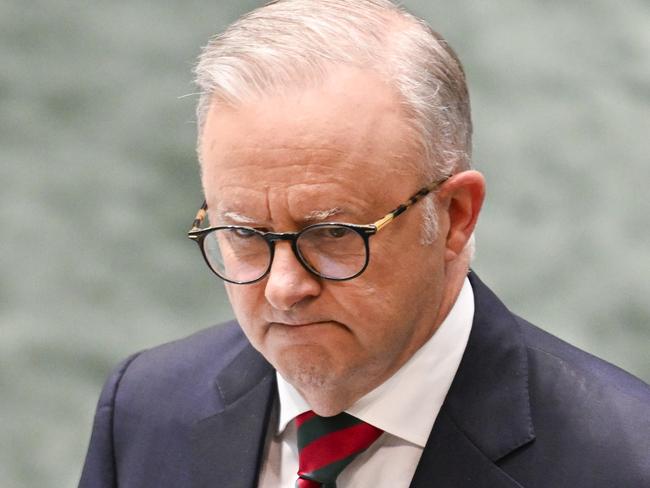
[277,354,357,415]
[273,345,337,389]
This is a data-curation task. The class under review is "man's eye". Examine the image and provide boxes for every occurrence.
[233,228,257,238]
[328,227,350,238]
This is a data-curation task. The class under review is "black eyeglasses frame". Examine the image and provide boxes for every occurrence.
[187,174,451,284]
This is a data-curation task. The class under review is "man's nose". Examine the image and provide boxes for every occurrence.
[264,241,321,311]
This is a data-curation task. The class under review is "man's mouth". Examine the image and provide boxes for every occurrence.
[270,320,330,328]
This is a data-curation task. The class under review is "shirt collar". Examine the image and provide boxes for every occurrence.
[276,277,474,447]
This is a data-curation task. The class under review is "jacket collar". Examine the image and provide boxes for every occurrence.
[410,271,535,487]
[449,271,534,460]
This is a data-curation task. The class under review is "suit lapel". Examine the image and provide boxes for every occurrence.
[410,410,525,488]
[410,272,535,487]
[191,343,276,488]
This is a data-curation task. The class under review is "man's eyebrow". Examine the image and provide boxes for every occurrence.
[303,208,344,222]
[216,208,345,225]
[219,210,259,224]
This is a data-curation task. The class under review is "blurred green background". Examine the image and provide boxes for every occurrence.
[1,0,648,486]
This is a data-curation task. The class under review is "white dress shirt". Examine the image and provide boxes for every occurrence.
[258,278,474,487]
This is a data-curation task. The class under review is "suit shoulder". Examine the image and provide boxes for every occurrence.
[494,316,650,485]
[517,316,650,402]
[128,320,248,376]
[513,316,650,483]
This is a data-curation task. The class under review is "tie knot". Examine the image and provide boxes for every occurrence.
[295,411,383,488]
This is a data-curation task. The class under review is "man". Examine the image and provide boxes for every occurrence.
[79,1,650,487]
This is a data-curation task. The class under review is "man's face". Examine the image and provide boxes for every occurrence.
[200,67,450,412]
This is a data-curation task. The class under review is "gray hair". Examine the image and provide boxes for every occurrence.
[194,0,473,246]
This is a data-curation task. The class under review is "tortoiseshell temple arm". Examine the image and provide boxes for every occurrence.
[188,201,208,236]
[372,174,451,231]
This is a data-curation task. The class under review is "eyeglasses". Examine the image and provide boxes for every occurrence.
[187,175,450,284]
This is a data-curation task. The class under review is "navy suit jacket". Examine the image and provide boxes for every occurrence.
[79,273,650,487]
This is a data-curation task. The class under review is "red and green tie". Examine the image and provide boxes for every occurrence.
[295,410,383,488]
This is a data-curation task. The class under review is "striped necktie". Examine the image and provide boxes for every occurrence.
[295,410,383,488]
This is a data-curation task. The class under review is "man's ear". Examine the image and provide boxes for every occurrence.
[437,170,485,261]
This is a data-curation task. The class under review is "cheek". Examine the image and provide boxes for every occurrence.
[338,258,438,344]
[225,285,265,338]
[333,281,411,346]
